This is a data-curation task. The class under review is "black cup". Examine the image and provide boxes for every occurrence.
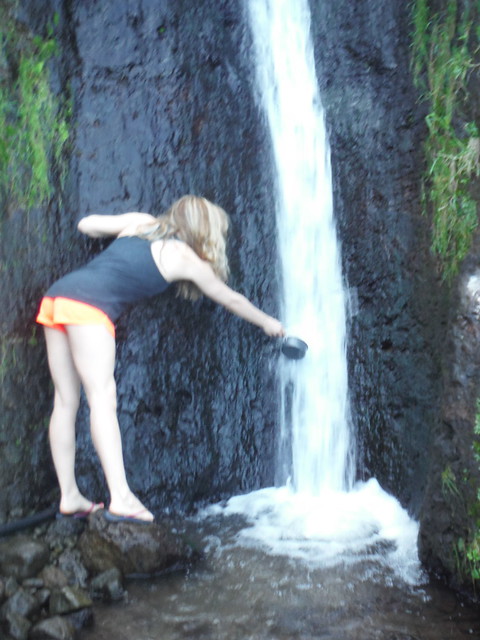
[281,336,308,360]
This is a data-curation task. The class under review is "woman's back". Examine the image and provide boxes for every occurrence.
[46,236,171,321]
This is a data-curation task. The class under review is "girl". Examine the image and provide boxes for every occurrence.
[37,195,285,523]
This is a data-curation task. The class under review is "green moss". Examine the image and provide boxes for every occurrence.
[0,2,70,212]
[411,0,480,280]
[453,398,480,589]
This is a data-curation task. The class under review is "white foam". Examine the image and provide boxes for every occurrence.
[204,480,422,586]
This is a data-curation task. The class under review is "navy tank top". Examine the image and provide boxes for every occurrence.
[46,236,171,321]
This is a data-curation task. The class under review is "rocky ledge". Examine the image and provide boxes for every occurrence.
[0,510,200,640]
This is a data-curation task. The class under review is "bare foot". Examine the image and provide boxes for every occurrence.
[108,491,154,522]
[59,492,104,516]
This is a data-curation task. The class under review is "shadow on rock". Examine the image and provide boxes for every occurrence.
[78,510,201,578]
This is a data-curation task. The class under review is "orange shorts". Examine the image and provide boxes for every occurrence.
[36,297,115,338]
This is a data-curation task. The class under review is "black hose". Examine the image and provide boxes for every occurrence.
[0,506,57,538]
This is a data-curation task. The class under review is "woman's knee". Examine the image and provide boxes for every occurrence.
[53,387,81,414]
[84,378,117,413]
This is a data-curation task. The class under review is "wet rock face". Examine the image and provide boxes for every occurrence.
[418,257,480,591]
[68,0,281,511]
[78,510,199,576]
[0,1,280,518]
[308,0,448,512]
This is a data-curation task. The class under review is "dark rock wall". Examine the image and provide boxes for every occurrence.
[0,0,281,518]
[308,0,449,514]
[69,0,283,511]
[416,0,480,595]
[418,246,480,591]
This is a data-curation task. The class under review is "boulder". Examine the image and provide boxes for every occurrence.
[65,607,94,631]
[21,578,43,589]
[1,610,31,640]
[0,536,49,581]
[56,550,89,589]
[39,566,69,590]
[4,577,20,598]
[0,587,40,621]
[30,615,76,640]
[35,588,51,610]
[49,585,92,616]
[89,567,125,602]
[78,510,199,576]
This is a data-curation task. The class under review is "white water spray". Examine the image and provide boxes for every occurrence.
[248,0,353,494]
[202,0,422,586]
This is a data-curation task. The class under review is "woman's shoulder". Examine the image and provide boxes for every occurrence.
[150,238,205,282]
[151,236,188,252]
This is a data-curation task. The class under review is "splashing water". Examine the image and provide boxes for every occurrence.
[202,0,422,585]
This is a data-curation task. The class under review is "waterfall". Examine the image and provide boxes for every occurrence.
[248,0,353,494]
[202,0,422,586]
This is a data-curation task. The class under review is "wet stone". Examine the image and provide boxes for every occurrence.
[49,585,92,616]
[78,511,199,577]
[66,606,95,631]
[0,587,40,621]
[30,615,76,640]
[56,549,89,588]
[2,610,31,640]
[21,577,44,589]
[4,577,20,598]
[0,537,49,581]
[44,518,86,554]
[35,587,51,609]
[39,566,69,590]
[89,567,125,602]
[49,517,87,538]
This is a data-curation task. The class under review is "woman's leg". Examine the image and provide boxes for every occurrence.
[44,327,102,514]
[66,324,153,521]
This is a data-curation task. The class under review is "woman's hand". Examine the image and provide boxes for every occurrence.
[262,317,286,337]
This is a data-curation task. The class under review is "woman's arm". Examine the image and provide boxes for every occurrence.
[77,213,157,238]
[206,280,285,337]
[163,242,285,337]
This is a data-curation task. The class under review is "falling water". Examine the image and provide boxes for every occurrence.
[202,0,421,583]
[247,0,353,495]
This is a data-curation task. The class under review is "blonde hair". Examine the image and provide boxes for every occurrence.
[137,195,230,300]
